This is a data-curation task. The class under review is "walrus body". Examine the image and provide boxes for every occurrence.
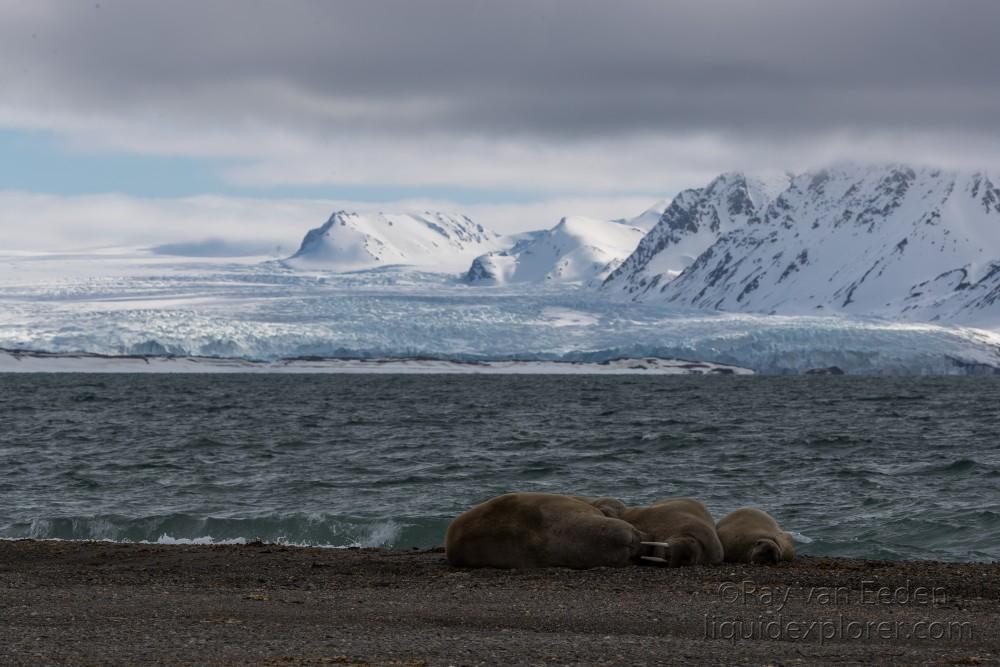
[570,495,628,518]
[622,497,724,567]
[445,493,647,569]
[716,507,795,564]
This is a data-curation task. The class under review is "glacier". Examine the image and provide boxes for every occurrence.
[5,167,1000,376]
[1,249,999,374]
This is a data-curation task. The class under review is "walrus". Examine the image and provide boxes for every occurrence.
[445,492,667,569]
[716,507,795,564]
[621,497,724,567]
[571,495,628,518]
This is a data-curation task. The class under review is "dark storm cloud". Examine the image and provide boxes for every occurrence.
[3,0,1000,141]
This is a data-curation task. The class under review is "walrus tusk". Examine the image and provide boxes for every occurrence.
[640,541,671,565]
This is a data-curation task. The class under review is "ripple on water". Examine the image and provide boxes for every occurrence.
[0,374,998,561]
[910,458,981,476]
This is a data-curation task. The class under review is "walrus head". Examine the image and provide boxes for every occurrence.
[667,536,705,567]
[749,538,782,564]
[639,536,704,567]
[590,497,627,519]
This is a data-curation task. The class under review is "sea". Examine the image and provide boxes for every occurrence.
[1,373,998,562]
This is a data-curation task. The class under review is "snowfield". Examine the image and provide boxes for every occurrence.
[1,249,999,374]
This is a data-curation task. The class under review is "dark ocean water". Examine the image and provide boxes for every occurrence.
[1,374,998,562]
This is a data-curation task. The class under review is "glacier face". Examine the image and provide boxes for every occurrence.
[0,351,755,375]
[466,216,646,286]
[607,165,1000,328]
[0,251,999,374]
[285,210,500,273]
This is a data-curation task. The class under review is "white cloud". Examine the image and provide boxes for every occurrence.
[0,191,661,253]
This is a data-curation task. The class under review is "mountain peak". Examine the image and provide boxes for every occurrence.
[615,200,669,231]
[287,210,500,273]
[602,171,785,297]
[466,216,645,286]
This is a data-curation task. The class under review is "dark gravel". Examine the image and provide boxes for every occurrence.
[1,540,998,666]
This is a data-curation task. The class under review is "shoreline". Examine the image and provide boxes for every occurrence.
[2,540,997,665]
[0,348,754,375]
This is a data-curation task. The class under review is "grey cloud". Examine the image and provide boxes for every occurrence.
[3,0,999,139]
[1,0,999,194]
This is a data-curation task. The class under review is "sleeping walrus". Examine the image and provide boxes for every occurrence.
[621,497,724,567]
[445,492,666,569]
[716,507,795,564]
[570,495,628,518]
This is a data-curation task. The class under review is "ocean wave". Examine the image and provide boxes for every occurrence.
[911,458,980,475]
[0,514,450,549]
[154,535,250,546]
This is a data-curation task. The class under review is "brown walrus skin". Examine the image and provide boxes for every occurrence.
[445,492,647,569]
[621,497,724,567]
[570,495,628,518]
[716,507,795,564]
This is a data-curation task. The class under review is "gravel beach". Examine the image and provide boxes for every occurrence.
[1,540,998,666]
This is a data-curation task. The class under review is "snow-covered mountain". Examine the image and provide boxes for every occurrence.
[615,200,668,231]
[285,210,500,272]
[269,167,1000,328]
[466,216,646,285]
[604,165,1000,327]
[602,172,788,298]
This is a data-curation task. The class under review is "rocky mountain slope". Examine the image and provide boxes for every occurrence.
[602,173,788,298]
[606,166,1000,326]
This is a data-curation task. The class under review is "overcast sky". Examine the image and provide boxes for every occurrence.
[1,0,998,250]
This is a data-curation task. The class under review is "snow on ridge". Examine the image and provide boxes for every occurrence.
[602,171,788,298]
[614,200,668,231]
[285,210,501,273]
[466,215,646,286]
